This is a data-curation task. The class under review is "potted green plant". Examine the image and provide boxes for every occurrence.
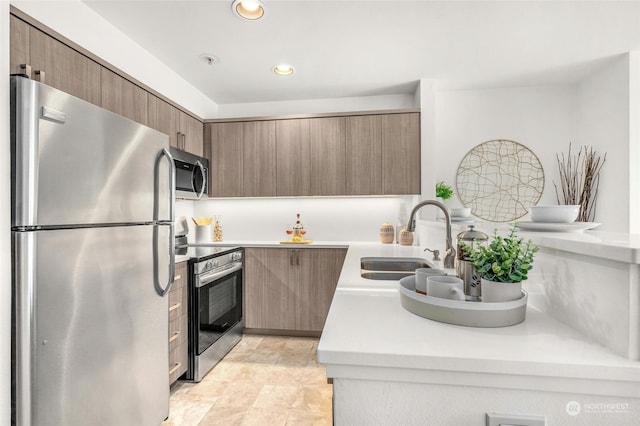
[435,181,454,201]
[462,225,539,302]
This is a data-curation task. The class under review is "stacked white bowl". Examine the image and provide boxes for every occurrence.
[529,205,580,223]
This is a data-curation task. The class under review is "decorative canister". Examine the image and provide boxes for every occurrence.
[399,228,414,246]
[379,222,395,244]
[456,225,488,301]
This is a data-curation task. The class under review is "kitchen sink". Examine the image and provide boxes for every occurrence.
[360,256,432,280]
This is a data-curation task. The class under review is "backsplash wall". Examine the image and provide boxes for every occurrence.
[186,197,415,243]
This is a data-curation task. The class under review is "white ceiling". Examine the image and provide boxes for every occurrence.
[82,0,640,105]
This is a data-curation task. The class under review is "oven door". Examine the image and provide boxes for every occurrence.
[194,262,243,356]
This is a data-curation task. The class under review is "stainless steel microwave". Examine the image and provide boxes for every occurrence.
[169,147,209,200]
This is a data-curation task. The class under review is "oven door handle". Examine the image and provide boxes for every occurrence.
[196,262,242,288]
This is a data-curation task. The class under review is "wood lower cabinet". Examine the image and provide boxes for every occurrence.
[169,262,188,385]
[244,247,347,334]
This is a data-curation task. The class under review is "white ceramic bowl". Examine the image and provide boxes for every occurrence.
[529,205,580,223]
[450,207,471,218]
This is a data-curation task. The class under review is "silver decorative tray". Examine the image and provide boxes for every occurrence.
[399,276,527,328]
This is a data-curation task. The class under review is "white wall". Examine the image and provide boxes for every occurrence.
[190,197,413,243]
[215,93,417,118]
[1,3,11,425]
[630,52,640,234]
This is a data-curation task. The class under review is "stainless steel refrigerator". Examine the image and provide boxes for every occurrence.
[11,76,176,425]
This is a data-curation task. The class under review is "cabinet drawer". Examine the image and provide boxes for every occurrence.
[173,262,187,290]
[168,313,187,352]
[169,342,187,384]
[168,283,187,320]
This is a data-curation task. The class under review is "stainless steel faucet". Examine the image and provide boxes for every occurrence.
[406,199,456,269]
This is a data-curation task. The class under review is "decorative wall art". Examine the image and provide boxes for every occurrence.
[456,139,544,222]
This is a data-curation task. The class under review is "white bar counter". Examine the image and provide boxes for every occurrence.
[317,237,640,425]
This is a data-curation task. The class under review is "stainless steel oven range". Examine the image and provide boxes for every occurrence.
[180,245,244,382]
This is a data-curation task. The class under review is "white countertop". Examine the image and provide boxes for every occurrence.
[317,242,640,397]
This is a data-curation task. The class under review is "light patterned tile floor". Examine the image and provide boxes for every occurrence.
[163,335,333,426]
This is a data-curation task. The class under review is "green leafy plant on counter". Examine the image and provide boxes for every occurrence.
[462,224,539,283]
[435,181,454,200]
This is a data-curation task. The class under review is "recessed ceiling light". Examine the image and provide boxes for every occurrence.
[232,0,265,20]
[273,64,294,76]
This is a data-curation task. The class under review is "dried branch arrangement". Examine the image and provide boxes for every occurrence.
[554,143,606,222]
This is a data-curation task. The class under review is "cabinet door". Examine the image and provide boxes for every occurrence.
[148,95,178,148]
[101,68,148,125]
[296,248,347,332]
[10,15,30,76]
[276,119,311,196]
[345,115,383,195]
[381,113,421,194]
[179,111,204,156]
[310,117,346,196]
[243,121,277,197]
[207,122,244,197]
[29,27,101,105]
[244,248,297,330]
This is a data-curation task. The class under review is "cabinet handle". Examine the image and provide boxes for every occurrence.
[34,70,45,84]
[19,64,32,79]
[169,302,181,312]
[173,274,182,282]
[169,362,182,376]
[169,331,180,343]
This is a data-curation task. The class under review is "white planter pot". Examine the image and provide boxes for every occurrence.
[481,278,522,303]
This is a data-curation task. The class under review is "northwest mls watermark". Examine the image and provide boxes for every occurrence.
[566,400,631,416]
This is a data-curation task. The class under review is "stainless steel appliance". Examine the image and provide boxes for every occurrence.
[178,245,244,382]
[11,76,175,426]
[170,147,208,200]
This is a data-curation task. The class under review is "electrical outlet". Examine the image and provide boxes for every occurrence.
[486,413,546,426]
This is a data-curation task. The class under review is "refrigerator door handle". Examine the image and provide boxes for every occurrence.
[154,148,176,296]
[194,160,206,199]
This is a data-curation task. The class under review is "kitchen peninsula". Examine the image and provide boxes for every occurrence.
[316,228,640,425]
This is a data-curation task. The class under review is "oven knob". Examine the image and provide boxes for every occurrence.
[231,252,241,261]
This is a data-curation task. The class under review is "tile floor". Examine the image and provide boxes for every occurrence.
[163,335,333,426]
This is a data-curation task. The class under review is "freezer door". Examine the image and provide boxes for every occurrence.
[13,225,170,426]
[11,76,171,228]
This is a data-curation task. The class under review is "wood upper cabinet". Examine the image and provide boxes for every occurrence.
[345,115,383,195]
[276,119,312,196]
[148,94,178,147]
[178,111,204,157]
[310,117,346,196]
[243,121,277,197]
[10,16,102,105]
[9,15,30,76]
[244,247,347,334]
[206,122,244,197]
[381,112,421,194]
[101,68,148,125]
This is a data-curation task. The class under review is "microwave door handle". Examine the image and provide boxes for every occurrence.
[154,148,175,296]
[195,160,206,199]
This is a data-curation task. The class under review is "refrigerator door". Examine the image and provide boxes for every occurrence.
[11,76,171,228]
[13,225,170,426]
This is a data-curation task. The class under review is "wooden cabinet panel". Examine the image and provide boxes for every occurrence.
[9,15,30,76]
[345,115,383,195]
[244,248,297,330]
[243,121,277,197]
[207,122,244,197]
[244,248,346,334]
[169,262,188,384]
[276,119,311,196]
[29,27,101,105]
[148,95,178,147]
[310,117,346,196]
[101,68,148,125]
[296,248,347,332]
[179,111,204,157]
[381,113,421,194]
